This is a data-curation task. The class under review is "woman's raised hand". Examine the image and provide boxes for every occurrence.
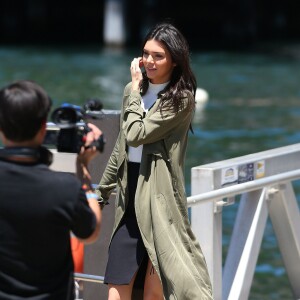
[130,57,143,91]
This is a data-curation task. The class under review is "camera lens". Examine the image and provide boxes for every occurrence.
[51,107,78,128]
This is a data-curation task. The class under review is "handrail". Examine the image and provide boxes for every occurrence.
[187,168,300,206]
[74,273,104,283]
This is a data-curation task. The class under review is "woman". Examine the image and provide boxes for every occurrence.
[96,22,213,300]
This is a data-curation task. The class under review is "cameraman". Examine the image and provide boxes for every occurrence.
[0,80,102,299]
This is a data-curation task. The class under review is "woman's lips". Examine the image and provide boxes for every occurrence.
[146,67,156,74]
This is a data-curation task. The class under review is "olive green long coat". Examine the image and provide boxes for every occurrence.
[96,83,213,299]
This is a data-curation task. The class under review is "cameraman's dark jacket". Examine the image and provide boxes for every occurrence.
[96,82,213,299]
[0,158,96,300]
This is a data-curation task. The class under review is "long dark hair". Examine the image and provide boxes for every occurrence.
[140,22,197,113]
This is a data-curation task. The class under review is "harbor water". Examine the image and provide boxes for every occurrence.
[1,44,300,299]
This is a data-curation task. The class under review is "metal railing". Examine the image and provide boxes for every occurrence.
[188,168,300,206]
[190,143,300,300]
[74,273,104,284]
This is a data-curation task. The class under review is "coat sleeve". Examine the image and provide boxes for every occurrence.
[95,84,131,203]
[123,90,193,147]
[95,131,120,204]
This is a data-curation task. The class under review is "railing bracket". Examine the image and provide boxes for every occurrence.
[214,196,236,213]
[266,186,279,201]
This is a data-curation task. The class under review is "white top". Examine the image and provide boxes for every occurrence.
[128,81,169,163]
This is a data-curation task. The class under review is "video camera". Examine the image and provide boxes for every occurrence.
[43,99,105,153]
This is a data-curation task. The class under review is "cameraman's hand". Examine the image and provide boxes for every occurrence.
[77,123,102,166]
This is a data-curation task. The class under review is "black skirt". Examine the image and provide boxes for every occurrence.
[104,162,147,286]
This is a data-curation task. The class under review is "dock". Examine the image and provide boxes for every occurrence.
[50,110,300,299]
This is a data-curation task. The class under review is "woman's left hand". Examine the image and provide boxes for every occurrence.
[130,57,143,91]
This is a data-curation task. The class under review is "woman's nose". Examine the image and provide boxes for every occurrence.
[146,55,154,63]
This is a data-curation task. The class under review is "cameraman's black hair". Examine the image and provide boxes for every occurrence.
[0,80,52,142]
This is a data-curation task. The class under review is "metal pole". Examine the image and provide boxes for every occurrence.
[74,273,104,284]
[188,168,300,206]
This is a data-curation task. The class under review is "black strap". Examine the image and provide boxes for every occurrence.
[0,146,53,166]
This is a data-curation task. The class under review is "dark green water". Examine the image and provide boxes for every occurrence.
[1,45,300,299]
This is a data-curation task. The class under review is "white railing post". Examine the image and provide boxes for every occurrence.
[224,189,268,300]
[191,168,222,300]
[189,143,300,299]
[268,182,300,298]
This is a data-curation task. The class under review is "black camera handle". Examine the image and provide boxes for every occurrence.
[81,123,106,153]
[84,134,106,153]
